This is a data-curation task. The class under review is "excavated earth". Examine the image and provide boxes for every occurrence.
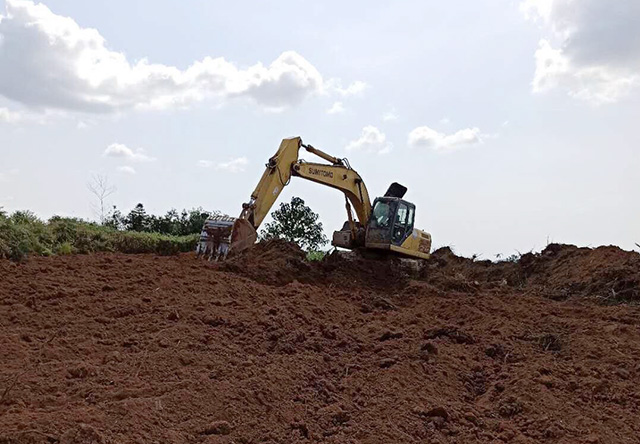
[1,241,640,444]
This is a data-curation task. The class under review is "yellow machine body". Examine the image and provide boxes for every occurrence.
[221,137,432,260]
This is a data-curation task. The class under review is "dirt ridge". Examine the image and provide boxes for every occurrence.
[1,242,639,443]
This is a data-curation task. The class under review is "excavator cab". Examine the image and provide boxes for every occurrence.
[363,196,431,259]
[365,182,413,245]
[367,198,414,245]
[332,182,432,259]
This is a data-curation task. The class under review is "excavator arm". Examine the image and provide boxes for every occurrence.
[292,162,371,224]
[198,135,432,261]
[230,137,371,253]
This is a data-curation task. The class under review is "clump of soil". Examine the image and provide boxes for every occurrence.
[219,238,311,285]
[318,249,410,291]
[221,238,410,290]
[1,242,640,443]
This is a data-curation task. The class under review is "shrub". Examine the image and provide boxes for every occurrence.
[306,250,326,261]
[0,212,199,261]
[56,242,74,255]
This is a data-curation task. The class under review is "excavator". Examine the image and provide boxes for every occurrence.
[197,137,432,260]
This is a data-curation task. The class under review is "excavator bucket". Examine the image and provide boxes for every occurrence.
[196,215,235,261]
[197,215,257,260]
[229,218,258,254]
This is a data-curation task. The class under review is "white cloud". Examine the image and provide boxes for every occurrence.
[345,126,392,154]
[408,126,483,151]
[327,101,345,114]
[0,107,48,124]
[0,107,23,124]
[328,80,368,97]
[521,0,553,21]
[522,0,640,104]
[116,165,136,174]
[382,109,398,121]
[216,157,248,173]
[104,143,155,162]
[0,0,362,114]
[439,117,450,125]
[199,157,248,172]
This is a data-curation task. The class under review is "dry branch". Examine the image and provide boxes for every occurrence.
[0,370,27,405]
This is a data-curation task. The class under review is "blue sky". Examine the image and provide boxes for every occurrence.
[0,0,638,257]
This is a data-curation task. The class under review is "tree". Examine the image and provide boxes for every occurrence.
[260,197,328,251]
[104,205,125,230]
[104,203,217,235]
[124,203,150,232]
[87,174,116,224]
[178,208,215,236]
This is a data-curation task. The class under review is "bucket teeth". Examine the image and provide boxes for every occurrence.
[197,215,257,260]
[196,215,236,261]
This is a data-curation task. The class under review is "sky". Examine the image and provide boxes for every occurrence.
[0,0,638,258]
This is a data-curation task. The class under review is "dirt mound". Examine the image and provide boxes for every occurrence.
[319,249,411,290]
[220,239,410,290]
[219,238,311,285]
[519,244,640,302]
[2,244,640,443]
[422,244,640,303]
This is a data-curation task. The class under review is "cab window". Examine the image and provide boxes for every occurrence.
[370,200,396,229]
[396,205,407,225]
[392,203,409,243]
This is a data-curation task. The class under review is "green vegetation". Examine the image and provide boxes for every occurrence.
[0,200,334,261]
[0,208,199,261]
[105,203,214,236]
[260,197,328,251]
[306,250,326,261]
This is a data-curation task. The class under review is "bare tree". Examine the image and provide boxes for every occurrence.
[87,174,116,224]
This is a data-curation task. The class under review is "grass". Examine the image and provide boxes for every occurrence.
[306,250,327,261]
[0,211,198,261]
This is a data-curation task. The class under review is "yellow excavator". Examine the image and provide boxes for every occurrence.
[198,137,432,260]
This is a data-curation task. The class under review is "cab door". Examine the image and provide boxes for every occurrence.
[391,202,414,246]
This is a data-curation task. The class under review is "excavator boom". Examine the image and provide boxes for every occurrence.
[198,136,431,260]
[226,137,371,255]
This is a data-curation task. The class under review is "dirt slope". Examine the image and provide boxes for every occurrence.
[1,241,640,443]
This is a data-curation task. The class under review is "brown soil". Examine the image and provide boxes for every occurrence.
[1,241,640,443]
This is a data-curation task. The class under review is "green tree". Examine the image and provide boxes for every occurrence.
[178,208,212,236]
[105,205,125,230]
[105,204,216,235]
[260,197,328,251]
[125,203,150,232]
[10,210,41,225]
[151,209,180,235]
